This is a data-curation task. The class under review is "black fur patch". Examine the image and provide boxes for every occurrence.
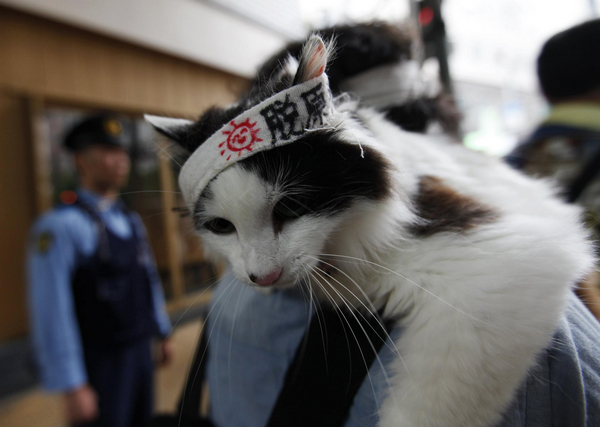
[384,100,437,133]
[410,176,497,236]
[236,131,392,218]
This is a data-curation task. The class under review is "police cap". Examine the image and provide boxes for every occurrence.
[64,113,130,152]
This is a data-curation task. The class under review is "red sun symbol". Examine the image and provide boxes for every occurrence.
[219,118,263,161]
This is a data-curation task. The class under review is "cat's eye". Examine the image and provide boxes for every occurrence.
[273,197,308,220]
[204,218,236,234]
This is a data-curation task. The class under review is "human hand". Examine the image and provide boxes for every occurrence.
[157,338,174,367]
[64,384,98,424]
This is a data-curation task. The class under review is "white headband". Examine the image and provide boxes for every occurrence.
[179,74,334,207]
[339,60,440,109]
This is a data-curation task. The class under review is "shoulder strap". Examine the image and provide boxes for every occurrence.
[267,307,394,427]
[176,306,392,427]
[70,199,111,260]
[160,323,214,427]
[179,325,210,421]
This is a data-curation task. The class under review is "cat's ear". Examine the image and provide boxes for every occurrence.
[144,114,194,146]
[293,35,332,85]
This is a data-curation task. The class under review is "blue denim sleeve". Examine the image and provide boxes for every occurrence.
[348,293,600,427]
[131,212,172,337]
[496,292,600,427]
[207,272,310,427]
[26,212,88,392]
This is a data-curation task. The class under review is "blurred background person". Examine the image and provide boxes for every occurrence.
[507,19,600,319]
[27,113,174,427]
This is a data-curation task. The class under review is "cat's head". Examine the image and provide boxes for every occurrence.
[146,36,395,289]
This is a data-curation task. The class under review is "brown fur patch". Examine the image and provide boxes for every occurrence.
[410,176,497,237]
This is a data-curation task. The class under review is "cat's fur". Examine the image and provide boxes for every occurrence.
[147,32,594,426]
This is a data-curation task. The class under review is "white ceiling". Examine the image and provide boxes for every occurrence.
[0,0,293,78]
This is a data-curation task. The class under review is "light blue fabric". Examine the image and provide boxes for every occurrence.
[206,276,310,426]
[207,271,600,426]
[27,189,171,392]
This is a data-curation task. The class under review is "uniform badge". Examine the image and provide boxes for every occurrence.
[36,231,54,254]
[104,119,123,136]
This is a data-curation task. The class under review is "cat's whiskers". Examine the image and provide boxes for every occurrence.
[163,275,220,343]
[310,266,397,390]
[320,253,494,327]
[306,255,391,331]
[300,263,331,370]
[303,262,356,381]
[309,261,408,377]
[156,143,183,169]
[291,269,313,355]
[202,278,240,425]
[295,272,322,358]
[178,276,237,427]
[307,268,383,411]
[283,195,316,216]
[182,226,198,239]
[310,270,355,392]
[227,280,248,399]
[73,191,188,224]
[118,190,183,196]
[296,270,324,336]
[140,210,179,221]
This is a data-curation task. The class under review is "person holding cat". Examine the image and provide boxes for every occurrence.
[27,113,173,427]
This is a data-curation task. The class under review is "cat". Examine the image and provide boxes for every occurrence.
[146,34,594,426]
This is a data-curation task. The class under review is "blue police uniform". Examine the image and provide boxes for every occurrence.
[206,271,600,426]
[27,188,171,426]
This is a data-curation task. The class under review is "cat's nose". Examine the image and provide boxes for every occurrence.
[249,267,282,286]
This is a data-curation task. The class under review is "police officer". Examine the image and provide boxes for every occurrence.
[27,113,173,427]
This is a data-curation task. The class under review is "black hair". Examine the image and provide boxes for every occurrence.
[537,19,600,102]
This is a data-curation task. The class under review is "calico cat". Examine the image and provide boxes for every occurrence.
[146,35,594,426]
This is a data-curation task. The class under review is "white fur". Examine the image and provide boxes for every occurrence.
[191,99,594,426]
[198,165,348,287]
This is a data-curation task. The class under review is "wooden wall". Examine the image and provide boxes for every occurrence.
[0,6,247,341]
[0,96,34,343]
[0,7,248,116]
